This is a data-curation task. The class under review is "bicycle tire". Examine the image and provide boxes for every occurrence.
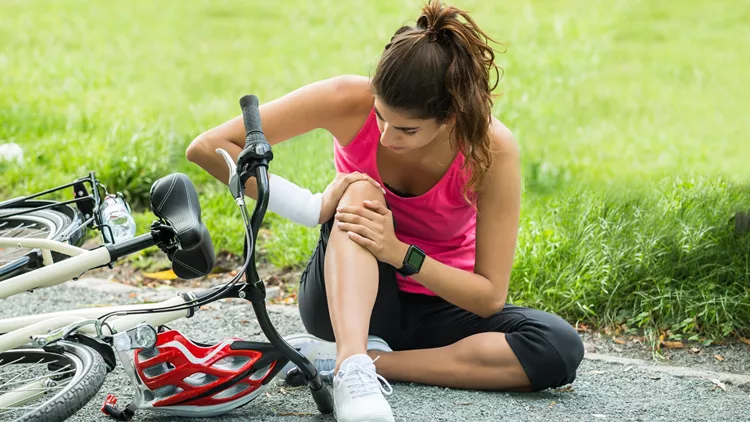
[0,201,85,281]
[0,341,108,422]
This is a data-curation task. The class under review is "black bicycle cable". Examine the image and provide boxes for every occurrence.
[96,198,257,327]
[99,201,254,321]
[96,215,251,326]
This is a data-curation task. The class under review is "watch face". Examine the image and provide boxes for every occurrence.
[406,248,425,269]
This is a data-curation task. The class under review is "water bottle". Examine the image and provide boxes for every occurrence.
[99,193,136,243]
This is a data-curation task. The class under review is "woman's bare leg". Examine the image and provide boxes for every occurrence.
[324,180,386,370]
[368,332,533,391]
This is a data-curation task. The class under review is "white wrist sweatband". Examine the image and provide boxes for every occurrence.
[267,174,323,227]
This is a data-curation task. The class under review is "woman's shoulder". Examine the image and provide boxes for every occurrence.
[488,115,518,158]
[322,75,376,146]
[475,116,520,200]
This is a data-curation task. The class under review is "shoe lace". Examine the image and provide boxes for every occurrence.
[340,358,393,399]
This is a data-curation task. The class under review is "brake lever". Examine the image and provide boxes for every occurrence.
[215,148,243,200]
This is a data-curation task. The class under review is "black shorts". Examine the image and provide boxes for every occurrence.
[298,219,584,392]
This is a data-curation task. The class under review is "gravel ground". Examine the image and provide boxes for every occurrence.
[579,331,750,376]
[3,281,750,422]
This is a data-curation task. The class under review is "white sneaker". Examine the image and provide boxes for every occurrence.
[279,333,392,383]
[333,354,395,422]
[278,333,337,381]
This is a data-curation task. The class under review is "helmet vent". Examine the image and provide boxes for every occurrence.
[249,363,272,381]
[212,383,249,400]
[143,362,175,378]
[211,355,250,371]
[154,384,184,399]
[183,372,219,386]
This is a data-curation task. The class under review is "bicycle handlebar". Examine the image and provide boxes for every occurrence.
[237,95,273,184]
[104,94,333,414]
[239,95,264,148]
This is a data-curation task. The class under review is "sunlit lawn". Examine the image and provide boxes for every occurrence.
[1,0,748,340]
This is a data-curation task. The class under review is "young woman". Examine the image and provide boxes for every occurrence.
[187,2,584,421]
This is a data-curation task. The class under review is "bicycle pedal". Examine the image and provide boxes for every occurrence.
[101,394,136,421]
[101,394,117,414]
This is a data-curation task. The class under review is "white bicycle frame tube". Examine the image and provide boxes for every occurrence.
[0,237,88,260]
[0,236,194,409]
[0,237,190,353]
[0,245,110,300]
[0,237,89,270]
[0,296,190,349]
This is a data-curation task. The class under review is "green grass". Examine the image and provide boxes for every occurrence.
[514,176,750,341]
[1,0,748,340]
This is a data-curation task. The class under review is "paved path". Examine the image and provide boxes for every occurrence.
[3,280,749,422]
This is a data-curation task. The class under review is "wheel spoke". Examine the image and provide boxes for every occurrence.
[0,359,46,387]
[0,368,75,390]
[0,222,49,239]
[0,360,39,378]
[0,356,26,368]
[0,215,55,266]
[0,347,88,419]
[2,222,35,238]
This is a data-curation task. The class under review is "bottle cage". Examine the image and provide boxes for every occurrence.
[116,328,285,418]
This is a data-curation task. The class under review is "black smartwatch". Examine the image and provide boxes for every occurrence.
[396,244,426,277]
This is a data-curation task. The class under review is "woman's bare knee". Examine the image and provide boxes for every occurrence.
[339,179,386,207]
[330,180,387,249]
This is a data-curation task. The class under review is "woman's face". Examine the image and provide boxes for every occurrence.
[373,97,449,154]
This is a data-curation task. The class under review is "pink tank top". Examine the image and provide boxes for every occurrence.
[333,108,477,296]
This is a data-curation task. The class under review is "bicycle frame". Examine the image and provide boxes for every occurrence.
[0,238,103,299]
[0,213,277,413]
[0,234,305,415]
[0,95,333,417]
[0,235,191,349]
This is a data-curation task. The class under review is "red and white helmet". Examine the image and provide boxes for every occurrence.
[116,327,286,417]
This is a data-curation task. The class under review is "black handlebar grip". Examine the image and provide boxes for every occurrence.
[236,94,273,179]
[239,95,265,148]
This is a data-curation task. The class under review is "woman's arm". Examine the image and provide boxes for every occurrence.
[186,75,373,199]
[395,120,522,318]
[336,118,521,317]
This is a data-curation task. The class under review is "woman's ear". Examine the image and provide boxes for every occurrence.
[440,113,457,133]
[445,113,457,127]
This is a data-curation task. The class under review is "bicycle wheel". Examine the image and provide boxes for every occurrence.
[0,341,108,422]
[0,201,84,281]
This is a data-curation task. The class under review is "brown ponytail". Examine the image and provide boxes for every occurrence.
[371,0,503,202]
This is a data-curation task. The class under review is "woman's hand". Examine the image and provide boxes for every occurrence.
[320,172,385,224]
[335,200,408,267]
